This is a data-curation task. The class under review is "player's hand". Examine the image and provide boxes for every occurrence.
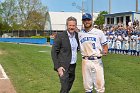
[103,51,107,56]
[57,67,65,77]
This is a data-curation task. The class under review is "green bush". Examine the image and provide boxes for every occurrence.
[31,35,50,42]
[46,36,50,42]
[31,36,44,38]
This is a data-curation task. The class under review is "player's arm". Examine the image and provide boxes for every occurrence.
[100,30,108,55]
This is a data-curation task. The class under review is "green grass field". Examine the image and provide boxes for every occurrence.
[0,42,140,93]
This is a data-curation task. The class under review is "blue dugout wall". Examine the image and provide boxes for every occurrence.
[0,38,47,44]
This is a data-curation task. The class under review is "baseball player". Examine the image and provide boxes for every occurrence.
[111,32,117,53]
[136,32,140,56]
[105,31,110,53]
[110,30,116,53]
[78,13,108,93]
[107,30,114,53]
[115,29,123,54]
[132,32,138,56]
[122,33,129,54]
[129,32,135,55]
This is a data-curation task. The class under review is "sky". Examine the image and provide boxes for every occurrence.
[41,0,140,14]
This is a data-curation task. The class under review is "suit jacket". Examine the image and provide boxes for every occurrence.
[51,31,79,71]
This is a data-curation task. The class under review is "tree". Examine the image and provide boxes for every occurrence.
[25,10,46,30]
[17,0,47,30]
[1,0,17,25]
[0,3,3,29]
[94,11,108,29]
[0,0,48,30]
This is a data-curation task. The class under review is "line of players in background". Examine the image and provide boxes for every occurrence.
[103,25,140,56]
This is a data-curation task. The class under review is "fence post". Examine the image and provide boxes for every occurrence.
[36,29,37,36]
[18,30,19,37]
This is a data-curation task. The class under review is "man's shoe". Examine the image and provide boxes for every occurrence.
[86,92,92,93]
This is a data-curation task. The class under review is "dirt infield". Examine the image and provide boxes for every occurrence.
[0,50,6,55]
[0,64,16,93]
[0,80,16,93]
[0,51,3,55]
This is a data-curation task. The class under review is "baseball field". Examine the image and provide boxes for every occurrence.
[0,42,140,93]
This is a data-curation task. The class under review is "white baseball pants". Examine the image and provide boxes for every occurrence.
[82,59,105,93]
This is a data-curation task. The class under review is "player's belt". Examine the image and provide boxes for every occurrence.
[82,56,101,60]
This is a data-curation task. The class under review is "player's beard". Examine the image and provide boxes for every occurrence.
[84,23,92,29]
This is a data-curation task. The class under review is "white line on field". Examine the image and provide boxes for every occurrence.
[38,51,48,52]
[0,64,9,79]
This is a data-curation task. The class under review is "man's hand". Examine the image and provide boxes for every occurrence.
[103,50,107,56]
[102,44,108,56]
[57,67,65,77]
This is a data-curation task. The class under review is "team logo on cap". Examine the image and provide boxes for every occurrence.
[85,14,89,18]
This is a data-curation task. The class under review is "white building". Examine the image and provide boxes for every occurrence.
[104,11,140,27]
[44,12,99,30]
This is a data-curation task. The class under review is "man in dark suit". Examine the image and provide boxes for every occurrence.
[51,16,79,93]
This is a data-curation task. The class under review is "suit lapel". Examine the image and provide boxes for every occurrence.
[75,32,80,50]
[63,31,79,51]
[63,31,71,48]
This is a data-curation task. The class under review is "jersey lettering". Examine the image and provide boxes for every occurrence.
[80,37,96,43]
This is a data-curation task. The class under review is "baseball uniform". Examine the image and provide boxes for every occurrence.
[78,28,107,93]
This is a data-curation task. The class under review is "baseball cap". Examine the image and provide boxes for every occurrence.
[82,13,92,20]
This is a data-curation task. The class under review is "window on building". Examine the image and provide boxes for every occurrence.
[117,16,123,24]
[107,17,114,24]
[120,17,123,23]
[126,16,130,26]
[117,17,119,24]
[107,18,110,24]
[111,18,114,24]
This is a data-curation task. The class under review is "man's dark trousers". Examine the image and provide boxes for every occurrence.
[60,64,76,93]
